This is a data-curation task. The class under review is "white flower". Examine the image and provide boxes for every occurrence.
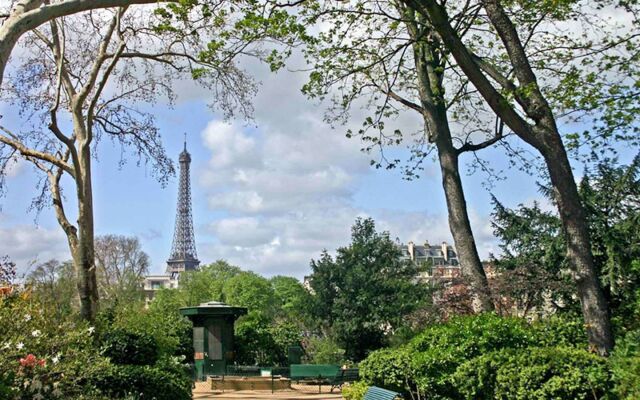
[2,341,11,350]
[87,326,95,335]
[24,314,31,322]
[51,354,60,365]
[31,379,42,391]
[31,330,41,338]
[16,342,24,350]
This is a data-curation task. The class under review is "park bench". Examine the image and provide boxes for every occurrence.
[364,386,403,400]
[290,364,341,392]
[328,368,359,392]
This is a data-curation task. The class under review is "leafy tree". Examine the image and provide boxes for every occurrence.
[270,275,313,325]
[234,313,302,366]
[308,217,430,361]
[399,0,640,354]
[302,0,495,311]
[179,260,241,306]
[223,271,277,318]
[492,156,640,330]
[0,1,305,322]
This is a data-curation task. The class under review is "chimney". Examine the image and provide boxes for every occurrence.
[441,241,448,262]
[424,240,430,249]
[408,241,415,261]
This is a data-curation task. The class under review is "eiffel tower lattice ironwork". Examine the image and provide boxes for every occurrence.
[167,136,200,279]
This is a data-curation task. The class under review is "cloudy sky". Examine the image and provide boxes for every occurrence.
[0,37,614,279]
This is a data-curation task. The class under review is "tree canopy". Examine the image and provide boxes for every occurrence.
[308,217,430,361]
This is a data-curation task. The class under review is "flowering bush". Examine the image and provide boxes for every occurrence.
[1,288,193,399]
[0,290,105,399]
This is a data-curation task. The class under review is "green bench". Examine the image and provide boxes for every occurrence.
[328,368,359,392]
[290,364,341,392]
[364,386,402,400]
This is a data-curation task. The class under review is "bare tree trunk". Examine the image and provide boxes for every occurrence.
[408,23,494,311]
[541,136,613,353]
[435,135,494,311]
[75,148,98,322]
[400,0,614,354]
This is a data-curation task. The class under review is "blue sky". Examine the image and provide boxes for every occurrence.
[1,48,628,279]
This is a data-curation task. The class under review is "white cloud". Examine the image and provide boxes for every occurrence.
[188,52,500,278]
[0,223,70,276]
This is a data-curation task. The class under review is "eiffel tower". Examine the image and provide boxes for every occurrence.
[167,136,200,280]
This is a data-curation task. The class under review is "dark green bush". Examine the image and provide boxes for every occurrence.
[101,328,159,365]
[359,347,413,395]
[235,313,302,366]
[90,358,191,400]
[611,329,640,399]
[453,346,612,400]
[407,314,533,397]
[530,314,588,347]
[358,314,598,399]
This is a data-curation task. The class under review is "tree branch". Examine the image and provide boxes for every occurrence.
[0,125,75,177]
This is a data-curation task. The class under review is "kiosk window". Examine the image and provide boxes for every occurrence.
[208,324,222,360]
[193,327,205,353]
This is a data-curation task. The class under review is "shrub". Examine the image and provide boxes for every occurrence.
[358,314,598,399]
[0,291,109,399]
[305,336,345,365]
[530,314,588,347]
[342,381,369,400]
[101,328,159,365]
[611,329,640,400]
[359,347,413,395]
[235,314,303,366]
[453,346,612,400]
[407,314,533,397]
[90,358,191,400]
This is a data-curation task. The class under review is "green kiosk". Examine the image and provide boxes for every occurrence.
[180,301,247,380]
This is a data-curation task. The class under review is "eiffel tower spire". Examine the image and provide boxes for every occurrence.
[167,135,199,278]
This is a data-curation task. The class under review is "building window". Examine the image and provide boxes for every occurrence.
[151,281,162,290]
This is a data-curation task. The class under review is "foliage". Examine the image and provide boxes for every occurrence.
[0,290,103,399]
[359,347,414,395]
[305,336,345,365]
[89,357,191,400]
[342,381,369,400]
[358,313,593,399]
[452,346,613,400]
[101,328,159,366]
[25,260,78,319]
[610,329,640,399]
[492,156,640,326]
[178,260,241,306]
[234,313,302,366]
[1,275,192,399]
[270,275,312,325]
[308,218,430,361]
[108,292,193,361]
[223,271,277,318]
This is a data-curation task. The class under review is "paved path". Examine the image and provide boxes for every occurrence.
[193,384,343,400]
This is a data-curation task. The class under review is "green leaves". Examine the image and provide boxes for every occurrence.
[308,217,430,361]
